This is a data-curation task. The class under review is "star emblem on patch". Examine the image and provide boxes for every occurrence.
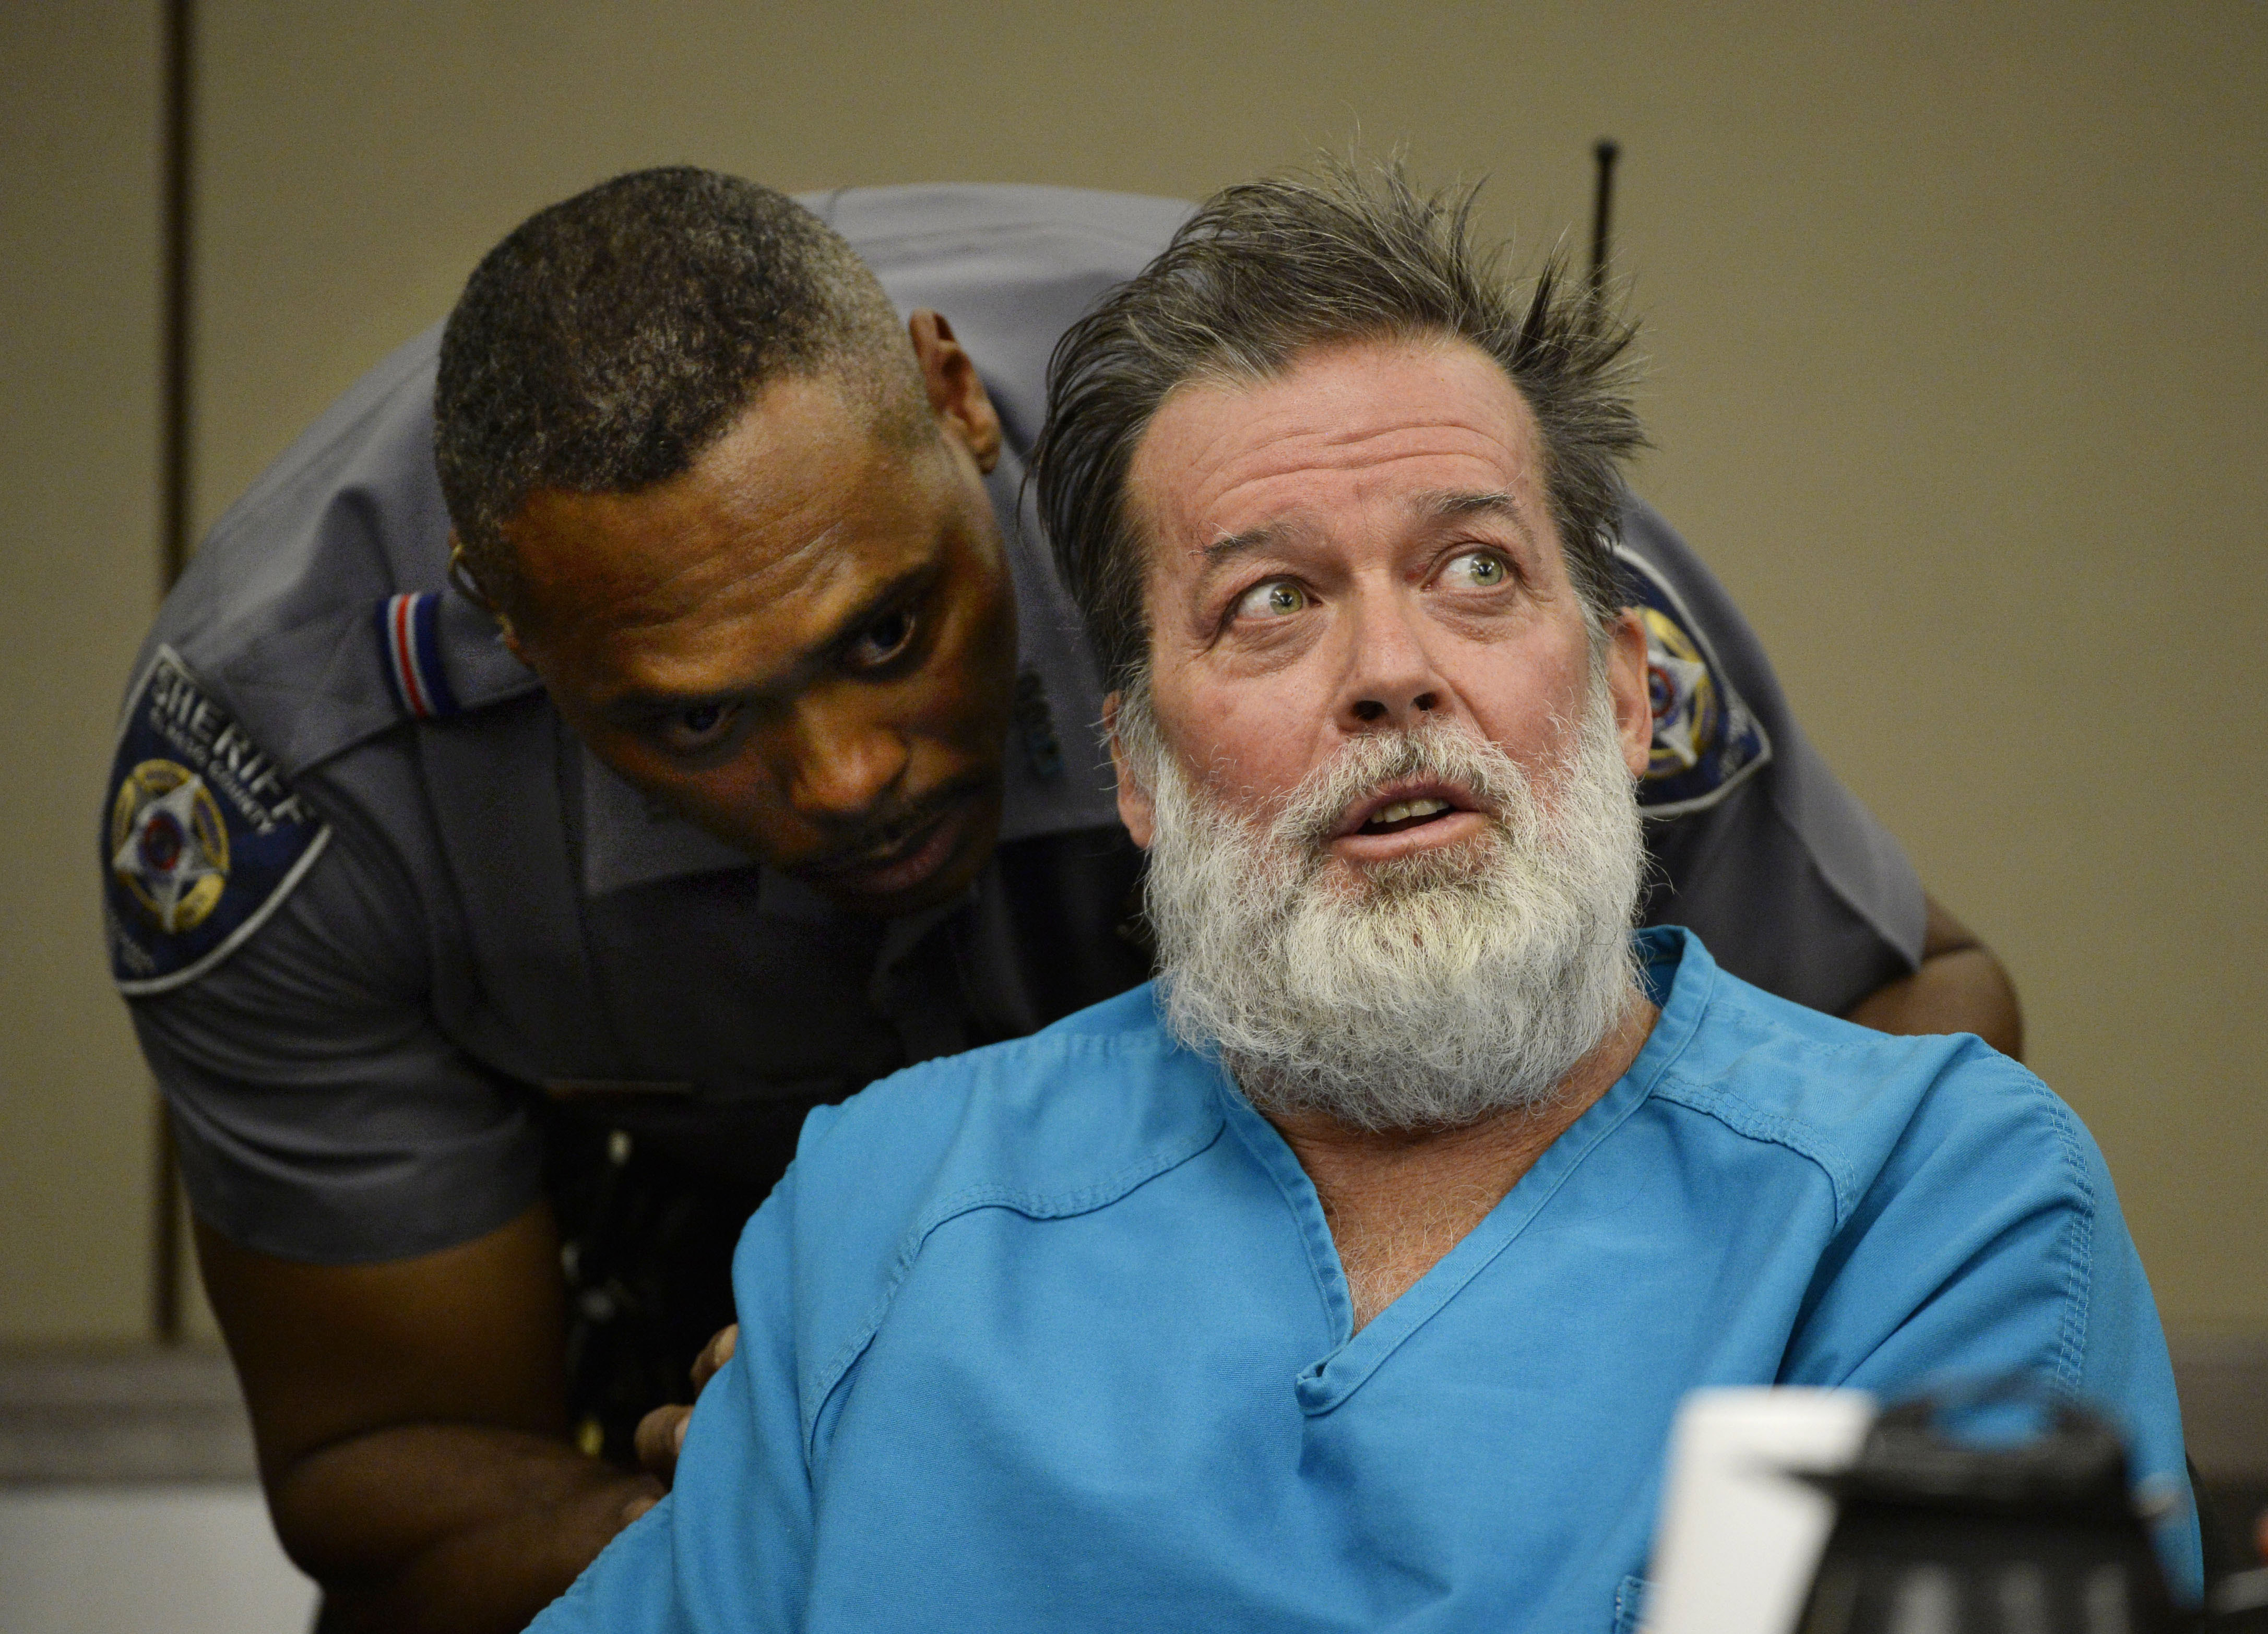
[110,761,231,933]
[1614,548,1771,817]
[1640,610,1719,779]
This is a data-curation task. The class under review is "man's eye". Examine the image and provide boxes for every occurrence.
[850,608,917,669]
[658,701,738,754]
[1233,579,1310,621]
[1441,550,1510,590]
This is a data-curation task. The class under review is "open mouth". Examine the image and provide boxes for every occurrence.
[1357,796,1459,837]
[1333,775,1486,841]
[1320,773,1493,861]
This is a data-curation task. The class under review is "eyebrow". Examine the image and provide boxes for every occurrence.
[599,557,936,722]
[1416,488,1534,539]
[1196,488,1535,570]
[1201,522,1297,566]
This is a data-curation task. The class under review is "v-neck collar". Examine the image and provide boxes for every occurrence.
[1215,927,1717,1416]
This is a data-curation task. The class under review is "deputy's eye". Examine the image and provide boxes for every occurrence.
[1233,579,1310,621]
[850,607,917,669]
[1441,550,1510,589]
[658,701,738,755]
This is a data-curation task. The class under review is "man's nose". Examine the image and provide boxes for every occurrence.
[1335,594,1447,731]
[784,708,910,822]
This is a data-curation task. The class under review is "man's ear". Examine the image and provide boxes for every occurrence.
[1103,692,1156,850]
[1606,607,1654,782]
[448,531,530,665]
[907,311,1002,475]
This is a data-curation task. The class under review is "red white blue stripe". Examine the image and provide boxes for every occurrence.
[375,592,460,720]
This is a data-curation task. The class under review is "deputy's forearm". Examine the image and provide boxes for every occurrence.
[1844,946,2023,1058]
[278,1422,655,1634]
[1843,894,2024,1059]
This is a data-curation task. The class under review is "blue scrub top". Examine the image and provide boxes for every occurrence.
[531,929,2198,1633]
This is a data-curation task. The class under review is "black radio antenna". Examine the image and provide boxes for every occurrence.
[1588,137,1620,314]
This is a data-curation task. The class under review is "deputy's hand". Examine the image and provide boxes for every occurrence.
[197,1205,660,1634]
[625,1324,739,1519]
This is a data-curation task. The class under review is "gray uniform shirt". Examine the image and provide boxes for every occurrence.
[104,185,1925,1265]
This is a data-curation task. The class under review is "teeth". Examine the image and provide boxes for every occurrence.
[1371,797,1450,827]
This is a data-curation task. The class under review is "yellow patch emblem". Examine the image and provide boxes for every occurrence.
[109,758,231,934]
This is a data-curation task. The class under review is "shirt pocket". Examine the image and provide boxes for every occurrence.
[1611,1573,1650,1634]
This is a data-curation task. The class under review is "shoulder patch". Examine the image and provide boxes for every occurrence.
[103,647,331,995]
[1616,547,1772,817]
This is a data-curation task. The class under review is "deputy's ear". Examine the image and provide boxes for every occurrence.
[449,531,528,663]
[1104,692,1156,850]
[907,310,1002,474]
[1606,607,1653,781]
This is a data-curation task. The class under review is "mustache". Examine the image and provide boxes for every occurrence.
[797,776,990,875]
[1268,719,1538,852]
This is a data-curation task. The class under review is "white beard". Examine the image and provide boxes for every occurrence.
[1127,675,1646,1131]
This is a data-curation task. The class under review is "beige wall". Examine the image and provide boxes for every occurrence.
[0,2,167,1342]
[5,3,2263,1340]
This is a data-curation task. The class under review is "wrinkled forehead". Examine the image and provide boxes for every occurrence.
[1124,333,1556,581]
[514,377,933,586]
[499,382,966,691]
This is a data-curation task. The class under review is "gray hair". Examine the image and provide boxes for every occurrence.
[1032,158,1645,695]
[1133,674,1645,1131]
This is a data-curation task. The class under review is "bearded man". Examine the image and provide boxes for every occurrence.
[528,165,2199,1633]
